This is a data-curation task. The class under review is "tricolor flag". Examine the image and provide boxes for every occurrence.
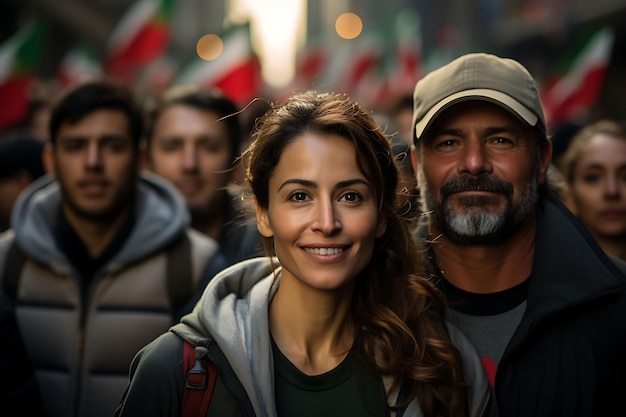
[386,37,422,98]
[290,42,329,91]
[540,27,615,129]
[57,43,103,87]
[0,22,43,129]
[337,36,384,101]
[312,35,385,104]
[175,23,262,107]
[275,43,328,102]
[359,13,423,109]
[105,0,174,82]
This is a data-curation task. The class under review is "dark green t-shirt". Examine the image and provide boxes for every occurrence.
[272,338,390,417]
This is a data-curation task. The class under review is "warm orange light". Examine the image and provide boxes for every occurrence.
[335,12,363,40]
[196,34,224,61]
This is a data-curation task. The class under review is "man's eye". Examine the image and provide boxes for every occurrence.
[435,139,457,148]
[493,137,513,145]
[199,141,222,153]
[106,141,130,152]
[159,140,181,151]
[63,141,84,151]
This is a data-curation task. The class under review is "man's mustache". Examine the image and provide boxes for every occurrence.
[441,175,513,198]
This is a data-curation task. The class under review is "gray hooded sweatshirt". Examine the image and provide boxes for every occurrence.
[116,257,492,417]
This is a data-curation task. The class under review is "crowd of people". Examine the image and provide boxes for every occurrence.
[1,49,625,417]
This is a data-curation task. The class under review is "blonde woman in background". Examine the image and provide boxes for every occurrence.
[558,119,626,261]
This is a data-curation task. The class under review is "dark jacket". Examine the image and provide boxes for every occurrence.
[0,294,41,416]
[180,187,264,315]
[215,187,264,266]
[426,192,626,416]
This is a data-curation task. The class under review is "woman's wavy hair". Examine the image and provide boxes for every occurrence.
[243,90,469,416]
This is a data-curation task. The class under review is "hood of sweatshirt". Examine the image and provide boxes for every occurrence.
[173,257,279,417]
[11,172,190,269]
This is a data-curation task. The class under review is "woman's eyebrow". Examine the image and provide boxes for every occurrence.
[277,178,368,192]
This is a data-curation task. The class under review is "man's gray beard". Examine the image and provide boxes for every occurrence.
[418,168,539,245]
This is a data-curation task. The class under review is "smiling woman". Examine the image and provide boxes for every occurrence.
[254,131,384,295]
[115,90,492,417]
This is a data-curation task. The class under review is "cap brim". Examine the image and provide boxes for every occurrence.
[414,88,539,140]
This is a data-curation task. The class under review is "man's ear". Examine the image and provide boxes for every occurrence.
[42,143,55,176]
[537,141,554,185]
[254,198,273,238]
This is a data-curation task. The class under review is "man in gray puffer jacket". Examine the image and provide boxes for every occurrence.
[0,80,220,417]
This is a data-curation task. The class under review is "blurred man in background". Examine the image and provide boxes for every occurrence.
[144,84,263,273]
[0,79,219,417]
[0,131,46,231]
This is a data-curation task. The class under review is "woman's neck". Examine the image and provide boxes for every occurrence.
[269,274,354,375]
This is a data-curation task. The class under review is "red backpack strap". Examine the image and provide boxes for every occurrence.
[182,340,218,417]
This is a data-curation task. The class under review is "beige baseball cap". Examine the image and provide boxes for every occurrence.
[412,53,546,142]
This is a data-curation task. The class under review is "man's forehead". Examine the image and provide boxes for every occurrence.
[426,101,532,134]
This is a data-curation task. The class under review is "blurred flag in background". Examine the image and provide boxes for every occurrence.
[57,43,103,87]
[105,0,175,83]
[174,23,262,107]
[540,27,615,130]
[0,22,43,129]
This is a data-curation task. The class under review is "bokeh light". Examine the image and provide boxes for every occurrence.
[196,34,224,61]
[231,0,306,88]
[335,12,363,40]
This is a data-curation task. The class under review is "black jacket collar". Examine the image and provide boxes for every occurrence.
[421,191,626,320]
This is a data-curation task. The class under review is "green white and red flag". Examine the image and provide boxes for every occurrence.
[105,0,174,82]
[337,36,385,102]
[311,35,386,108]
[355,35,423,110]
[57,43,103,87]
[0,22,43,130]
[540,27,615,129]
[174,23,262,107]
[386,37,422,98]
[290,42,329,91]
[275,43,327,102]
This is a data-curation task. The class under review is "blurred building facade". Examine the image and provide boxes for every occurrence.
[2,0,625,129]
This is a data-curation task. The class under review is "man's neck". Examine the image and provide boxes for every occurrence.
[63,206,131,258]
[431,219,537,294]
[190,192,230,240]
[191,214,226,240]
